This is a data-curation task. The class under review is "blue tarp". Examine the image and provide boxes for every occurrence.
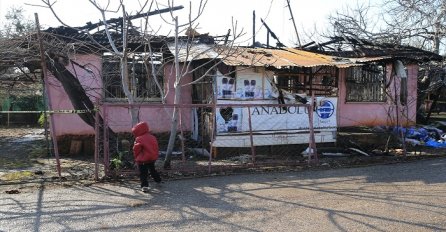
[425,139,446,148]
[393,126,446,148]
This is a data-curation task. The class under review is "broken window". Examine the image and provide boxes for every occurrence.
[346,64,386,102]
[311,67,338,96]
[101,53,163,101]
[276,66,338,96]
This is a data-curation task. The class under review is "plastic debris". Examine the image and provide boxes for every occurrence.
[393,125,445,148]
[347,148,370,156]
[301,147,315,157]
[425,139,446,148]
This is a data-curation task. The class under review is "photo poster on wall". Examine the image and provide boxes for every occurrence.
[216,68,276,100]
[215,98,338,135]
[216,106,243,133]
[216,71,236,99]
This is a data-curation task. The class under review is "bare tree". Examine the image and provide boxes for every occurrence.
[36,0,245,169]
[1,6,34,38]
[383,0,446,54]
[324,0,445,128]
[0,6,37,87]
[326,1,395,43]
[39,0,175,126]
[154,0,246,169]
[327,0,446,54]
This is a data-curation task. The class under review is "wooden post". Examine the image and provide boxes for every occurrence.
[94,105,100,181]
[208,73,220,173]
[103,105,110,176]
[308,93,318,164]
[35,13,62,178]
[248,106,256,164]
[179,107,186,163]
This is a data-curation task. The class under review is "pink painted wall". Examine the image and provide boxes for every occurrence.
[337,63,418,127]
[163,63,193,105]
[49,54,417,136]
[48,56,193,136]
[103,63,193,134]
[47,54,102,136]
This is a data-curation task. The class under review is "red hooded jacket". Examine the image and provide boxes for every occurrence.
[132,122,159,164]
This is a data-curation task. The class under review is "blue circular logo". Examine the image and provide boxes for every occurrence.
[317,100,335,119]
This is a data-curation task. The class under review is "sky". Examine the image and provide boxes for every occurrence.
[0,0,377,47]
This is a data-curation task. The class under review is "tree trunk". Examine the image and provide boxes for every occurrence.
[164,17,181,169]
[119,11,139,127]
[120,56,139,126]
[433,35,440,55]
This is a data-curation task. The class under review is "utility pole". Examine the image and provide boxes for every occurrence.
[286,0,302,48]
[252,10,256,47]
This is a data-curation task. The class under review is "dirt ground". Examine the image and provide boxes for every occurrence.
[0,127,99,183]
[1,125,446,189]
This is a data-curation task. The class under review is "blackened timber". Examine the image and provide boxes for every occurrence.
[260,18,285,48]
[77,6,184,31]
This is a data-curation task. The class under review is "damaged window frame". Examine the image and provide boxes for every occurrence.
[345,63,387,103]
[101,52,164,102]
[275,66,339,97]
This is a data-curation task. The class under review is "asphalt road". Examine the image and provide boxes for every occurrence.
[1,158,446,232]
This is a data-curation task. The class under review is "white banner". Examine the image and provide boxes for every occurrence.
[216,68,276,100]
[216,98,337,134]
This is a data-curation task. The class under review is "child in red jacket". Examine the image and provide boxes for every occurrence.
[132,122,162,192]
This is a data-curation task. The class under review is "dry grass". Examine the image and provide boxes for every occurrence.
[1,171,34,181]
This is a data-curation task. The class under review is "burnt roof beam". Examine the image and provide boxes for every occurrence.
[77,5,184,31]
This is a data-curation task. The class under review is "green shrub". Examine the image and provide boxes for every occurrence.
[38,112,48,127]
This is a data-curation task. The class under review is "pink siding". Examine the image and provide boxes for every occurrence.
[103,63,193,134]
[48,56,193,136]
[48,54,419,136]
[337,63,418,127]
[48,54,102,136]
[163,63,193,105]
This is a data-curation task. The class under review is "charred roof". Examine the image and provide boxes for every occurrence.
[302,36,443,62]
